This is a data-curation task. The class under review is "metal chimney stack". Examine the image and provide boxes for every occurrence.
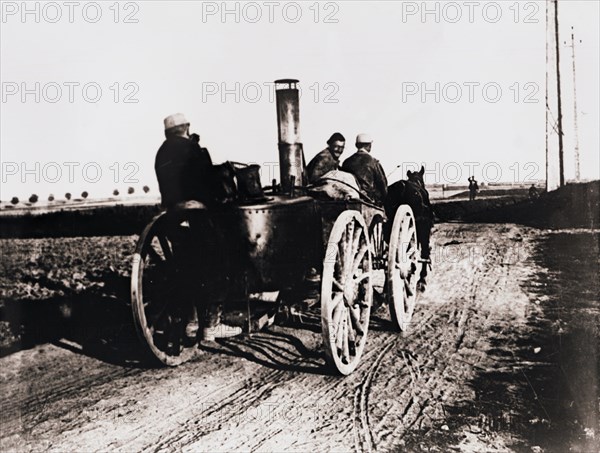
[274,79,305,193]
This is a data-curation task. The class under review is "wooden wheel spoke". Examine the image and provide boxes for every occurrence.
[351,221,362,255]
[351,241,369,277]
[331,298,345,336]
[400,219,411,244]
[332,278,344,292]
[346,310,357,351]
[337,242,348,279]
[404,278,415,298]
[353,272,372,285]
[333,291,344,304]
[348,305,364,336]
[407,244,418,261]
[345,221,355,257]
[345,221,359,273]
[158,235,173,261]
[341,319,350,363]
[334,306,345,350]
[147,244,164,263]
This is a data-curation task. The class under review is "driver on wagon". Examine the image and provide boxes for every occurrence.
[155,113,242,341]
[341,133,388,205]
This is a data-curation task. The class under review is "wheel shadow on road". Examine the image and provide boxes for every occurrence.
[199,329,330,375]
[0,294,150,368]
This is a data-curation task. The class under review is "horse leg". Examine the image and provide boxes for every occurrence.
[416,219,432,292]
[417,262,428,292]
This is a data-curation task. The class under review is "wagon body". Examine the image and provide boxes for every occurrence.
[200,195,384,296]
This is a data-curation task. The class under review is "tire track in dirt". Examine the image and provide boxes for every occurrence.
[361,225,521,451]
[352,306,442,453]
[0,350,142,441]
[353,335,398,453]
[145,367,291,452]
[151,331,396,452]
[1,224,539,452]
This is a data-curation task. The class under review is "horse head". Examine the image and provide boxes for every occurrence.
[406,165,425,190]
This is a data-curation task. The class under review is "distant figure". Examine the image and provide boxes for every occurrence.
[468,176,479,201]
[529,184,539,200]
[305,132,346,184]
[342,133,388,205]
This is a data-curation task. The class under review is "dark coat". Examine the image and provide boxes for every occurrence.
[342,150,388,204]
[306,148,340,184]
[154,136,213,208]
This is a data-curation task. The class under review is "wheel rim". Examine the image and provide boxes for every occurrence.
[321,211,372,375]
[131,213,197,366]
[387,206,420,331]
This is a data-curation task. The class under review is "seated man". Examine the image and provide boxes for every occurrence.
[155,113,242,341]
[341,133,388,205]
[305,132,346,184]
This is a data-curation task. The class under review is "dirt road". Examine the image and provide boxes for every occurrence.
[1,223,598,452]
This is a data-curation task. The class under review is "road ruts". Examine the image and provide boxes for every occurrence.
[0,224,539,452]
[357,224,531,452]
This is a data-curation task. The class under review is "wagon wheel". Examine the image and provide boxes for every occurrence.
[387,205,420,332]
[131,211,199,366]
[321,210,373,375]
[369,214,386,309]
[369,214,385,269]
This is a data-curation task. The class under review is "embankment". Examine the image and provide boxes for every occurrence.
[434,180,599,229]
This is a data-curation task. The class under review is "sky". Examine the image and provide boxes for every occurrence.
[1,0,599,200]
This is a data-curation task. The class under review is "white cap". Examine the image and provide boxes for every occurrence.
[164,113,189,130]
[356,133,372,144]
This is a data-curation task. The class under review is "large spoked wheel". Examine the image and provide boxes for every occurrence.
[131,211,199,366]
[321,210,373,375]
[387,205,420,332]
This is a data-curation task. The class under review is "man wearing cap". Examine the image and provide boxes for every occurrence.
[155,113,214,208]
[155,113,242,341]
[305,132,346,184]
[341,134,388,205]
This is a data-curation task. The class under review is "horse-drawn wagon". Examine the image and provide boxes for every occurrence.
[130,80,422,375]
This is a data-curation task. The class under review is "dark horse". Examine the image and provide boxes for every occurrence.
[384,166,434,292]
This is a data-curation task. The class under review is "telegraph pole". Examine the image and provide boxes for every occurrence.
[554,0,565,186]
[568,26,581,182]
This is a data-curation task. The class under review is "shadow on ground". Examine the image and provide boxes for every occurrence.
[0,275,149,367]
